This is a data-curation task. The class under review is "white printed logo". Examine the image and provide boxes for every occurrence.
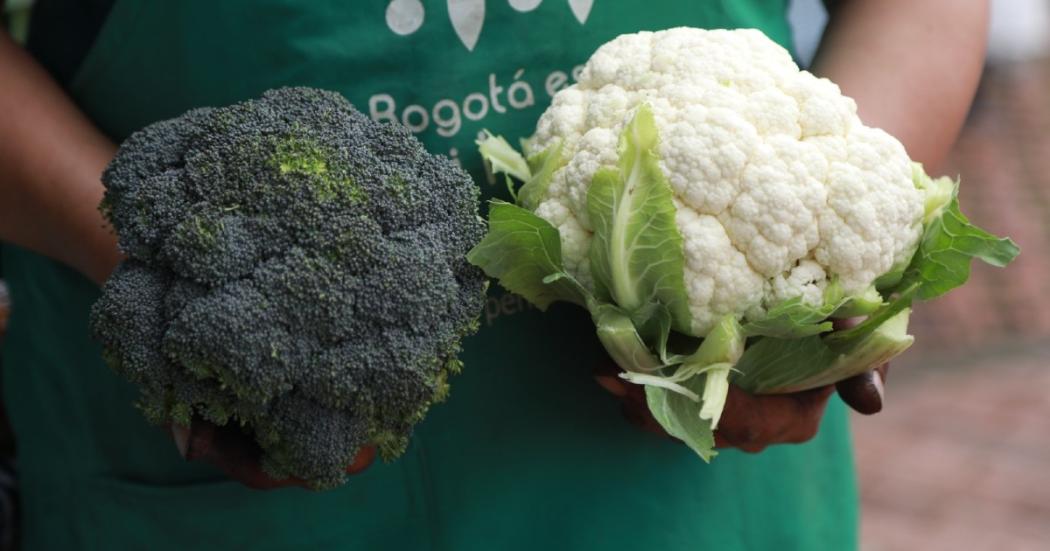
[567,0,594,25]
[386,0,426,35]
[385,0,595,51]
[448,0,486,51]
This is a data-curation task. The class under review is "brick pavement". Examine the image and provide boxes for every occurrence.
[854,57,1050,551]
[854,345,1050,551]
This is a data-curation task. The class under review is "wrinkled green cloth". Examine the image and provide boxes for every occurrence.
[2,1,857,548]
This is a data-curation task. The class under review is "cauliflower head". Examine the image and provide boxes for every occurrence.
[528,28,924,335]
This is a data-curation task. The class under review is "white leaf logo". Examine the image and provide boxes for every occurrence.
[568,0,593,24]
[448,0,486,51]
[508,0,543,11]
[386,0,591,51]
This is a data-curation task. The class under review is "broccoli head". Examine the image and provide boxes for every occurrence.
[91,87,487,489]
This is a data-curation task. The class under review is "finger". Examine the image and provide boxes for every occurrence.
[717,385,834,450]
[175,420,376,487]
[174,421,303,490]
[763,385,835,446]
[593,360,630,398]
[180,420,255,466]
[594,374,629,397]
[621,377,650,408]
[836,364,888,415]
[832,317,860,330]
[713,386,771,452]
[830,317,887,413]
[346,446,377,474]
[601,370,673,439]
[782,385,835,443]
[594,356,648,401]
[713,427,759,451]
[791,384,836,410]
[620,402,671,438]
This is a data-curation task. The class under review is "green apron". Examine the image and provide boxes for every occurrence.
[2,1,858,549]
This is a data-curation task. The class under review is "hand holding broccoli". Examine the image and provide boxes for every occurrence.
[91,88,488,489]
[171,420,375,489]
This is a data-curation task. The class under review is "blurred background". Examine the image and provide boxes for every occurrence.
[1,0,1047,550]
[792,1,1050,549]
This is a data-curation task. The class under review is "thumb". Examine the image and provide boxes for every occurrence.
[836,364,888,415]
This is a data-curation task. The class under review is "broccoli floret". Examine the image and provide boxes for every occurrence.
[91,87,487,489]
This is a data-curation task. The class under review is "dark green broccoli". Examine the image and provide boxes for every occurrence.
[91,87,487,489]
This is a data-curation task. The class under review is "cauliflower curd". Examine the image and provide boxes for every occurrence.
[528,28,924,334]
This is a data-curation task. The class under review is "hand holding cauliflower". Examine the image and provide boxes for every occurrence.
[470,28,1018,460]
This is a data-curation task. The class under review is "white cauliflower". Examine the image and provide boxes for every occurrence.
[528,28,924,335]
[470,27,1018,458]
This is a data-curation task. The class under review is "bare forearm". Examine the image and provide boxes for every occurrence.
[812,0,988,169]
[0,31,119,284]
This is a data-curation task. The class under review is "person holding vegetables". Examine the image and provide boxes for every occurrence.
[0,1,989,549]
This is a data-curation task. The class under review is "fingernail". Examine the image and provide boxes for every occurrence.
[595,375,628,397]
[172,424,190,459]
[835,372,883,415]
[872,370,885,406]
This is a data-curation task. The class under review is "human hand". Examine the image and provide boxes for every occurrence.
[595,366,835,452]
[834,364,888,415]
[832,317,888,415]
[594,317,890,450]
[0,284,9,339]
[170,418,375,490]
